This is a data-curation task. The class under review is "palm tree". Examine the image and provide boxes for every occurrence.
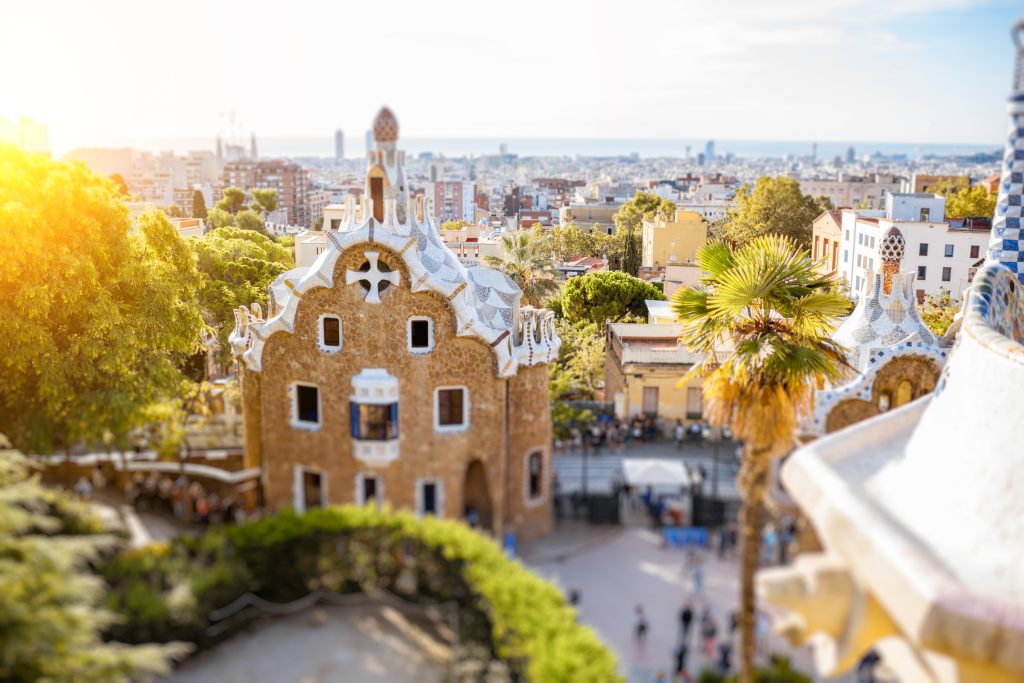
[672,235,848,682]
[484,228,558,306]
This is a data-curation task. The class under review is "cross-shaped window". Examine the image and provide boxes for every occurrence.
[345,251,399,304]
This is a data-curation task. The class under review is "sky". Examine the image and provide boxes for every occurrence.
[0,0,1020,155]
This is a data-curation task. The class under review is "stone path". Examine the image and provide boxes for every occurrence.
[526,525,842,683]
[167,603,451,683]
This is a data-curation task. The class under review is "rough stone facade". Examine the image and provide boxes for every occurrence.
[231,109,558,541]
[824,354,941,433]
[239,241,553,539]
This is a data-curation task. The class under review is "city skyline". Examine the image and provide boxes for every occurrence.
[2,0,1019,156]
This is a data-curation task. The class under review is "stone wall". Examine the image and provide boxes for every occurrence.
[824,354,941,433]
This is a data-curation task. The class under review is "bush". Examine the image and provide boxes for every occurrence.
[101,506,621,682]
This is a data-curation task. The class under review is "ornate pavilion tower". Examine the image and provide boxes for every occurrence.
[987,18,1024,282]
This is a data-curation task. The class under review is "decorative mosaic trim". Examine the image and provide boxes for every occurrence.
[986,100,1024,283]
[811,342,949,434]
[962,261,1024,366]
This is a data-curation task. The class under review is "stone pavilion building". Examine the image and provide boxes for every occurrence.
[229,108,560,540]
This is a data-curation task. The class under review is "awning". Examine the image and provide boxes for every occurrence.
[621,458,690,487]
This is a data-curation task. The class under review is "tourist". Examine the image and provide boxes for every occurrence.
[674,419,685,450]
[679,602,694,641]
[673,641,689,680]
[569,588,581,606]
[465,504,479,528]
[73,476,93,501]
[634,604,648,645]
[90,465,106,492]
[691,558,704,595]
[717,640,733,676]
[702,615,718,658]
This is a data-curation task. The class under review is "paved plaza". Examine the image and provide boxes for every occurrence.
[525,524,831,683]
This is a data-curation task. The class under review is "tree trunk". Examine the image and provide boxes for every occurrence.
[738,447,772,683]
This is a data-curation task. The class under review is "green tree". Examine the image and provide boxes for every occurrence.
[920,291,959,336]
[945,185,997,220]
[561,271,664,329]
[192,226,292,364]
[673,236,848,682]
[549,223,608,261]
[0,146,206,453]
[207,207,235,230]
[312,215,325,231]
[109,173,129,197]
[192,190,208,220]
[724,177,831,247]
[163,204,183,218]
[440,219,472,231]
[613,192,676,276]
[0,444,187,681]
[235,208,268,235]
[250,187,278,216]
[551,319,605,399]
[216,186,246,214]
[484,228,558,306]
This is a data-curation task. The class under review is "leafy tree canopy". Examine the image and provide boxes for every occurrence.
[109,173,129,197]
[483,228,558,306]
[613,192,676,276]
[561,271,664,328]
[192,190,208,220]
[191,227,292,364]
[944,184,997,220]
[250,188,278,215]
[0,146,206,452]
[440,219,473,231]
[724,177,831,247]
[215,186,246,214]
[0,446,187,681]
[235,208,267,234]
[920,291,959,336]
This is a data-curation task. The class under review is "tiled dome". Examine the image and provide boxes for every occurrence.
[373,106,399,143]
[879,226,905,262]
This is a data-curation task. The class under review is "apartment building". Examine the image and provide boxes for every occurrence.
[223,159,312,226]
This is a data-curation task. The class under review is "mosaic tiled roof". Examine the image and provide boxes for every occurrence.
[986,20,1024,283]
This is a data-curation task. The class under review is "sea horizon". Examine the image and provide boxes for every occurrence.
[57,135,1003,161]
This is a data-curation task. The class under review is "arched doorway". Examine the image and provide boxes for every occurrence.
[462,459,493,532]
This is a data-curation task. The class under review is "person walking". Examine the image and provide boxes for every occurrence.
[717,640,733,676]
[634,604,648,646]
[674,419,685,450]
[679,602,694,641]
[690,555,704,595]
[702,615,717,659]
[673,640,689,681]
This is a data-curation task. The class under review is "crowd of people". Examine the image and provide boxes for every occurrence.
[72,465,251,526]
[561,415,714,454]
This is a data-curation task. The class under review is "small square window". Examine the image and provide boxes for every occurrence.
[320,316,342,351]
[408,317,435,354]
[917,266,927,280]
[435,387,468,431]
[970,245,981,259]
[919,243,929,256]
[294,384,320,427]
[942,266,952,282]
[944,244,954,258]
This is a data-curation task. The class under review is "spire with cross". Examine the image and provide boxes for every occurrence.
[346,251,399,304]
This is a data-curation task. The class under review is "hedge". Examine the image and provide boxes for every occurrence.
[100,506,621,682]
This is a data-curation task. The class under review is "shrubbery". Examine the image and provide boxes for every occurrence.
[100,506,621,682]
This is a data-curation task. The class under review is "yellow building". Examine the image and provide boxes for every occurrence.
[604,323,704,426]
[641,209,706,268]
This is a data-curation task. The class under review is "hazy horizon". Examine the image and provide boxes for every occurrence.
[3,0,1020,156]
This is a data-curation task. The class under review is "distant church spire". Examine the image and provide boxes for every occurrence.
[986,15,1024,282]
[250,132,258,161]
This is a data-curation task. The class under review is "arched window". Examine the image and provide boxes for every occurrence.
[878,390,892,412]
[895,380,913,407]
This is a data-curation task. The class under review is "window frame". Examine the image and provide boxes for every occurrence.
[434,386,469,433]
[293,465,327,513]
[290,382,322,431]
[944,244,954,258]
[524,448,548,507]
[970,244,981,259]
[942,266,952,282]
[355,472,383,507]
[407,316,435,354]
[917,265,927,281]
[318,314,343,353]
[415,477,444,518]
[919,243,929,257]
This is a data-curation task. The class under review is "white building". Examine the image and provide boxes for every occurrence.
[799,173,903,210]
[839,194,988,302]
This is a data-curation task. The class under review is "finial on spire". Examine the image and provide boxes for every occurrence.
[373,107,399,144]
[879,226,905,294]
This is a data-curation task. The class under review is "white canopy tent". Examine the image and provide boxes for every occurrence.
[621,458,690,490]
